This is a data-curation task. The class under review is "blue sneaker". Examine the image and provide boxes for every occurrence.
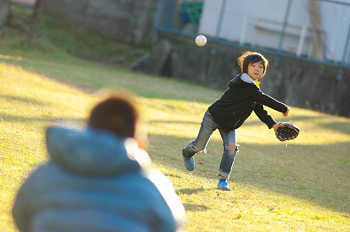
[182,148,194,171]
[217,180,231,191]
[183,157,194,171]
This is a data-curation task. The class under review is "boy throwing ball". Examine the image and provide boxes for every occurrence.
[182,51,290,191]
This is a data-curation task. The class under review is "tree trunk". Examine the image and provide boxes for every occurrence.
[28,0,42,40]
[0,0,12,26]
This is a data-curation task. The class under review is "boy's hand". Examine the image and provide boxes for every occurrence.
[272,123,279,132]
[283,107,290,117]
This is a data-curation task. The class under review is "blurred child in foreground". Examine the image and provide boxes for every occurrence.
[13,94,187,232]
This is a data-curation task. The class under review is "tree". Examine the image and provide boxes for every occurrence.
[0,0,11,36]
[28,0,42,40]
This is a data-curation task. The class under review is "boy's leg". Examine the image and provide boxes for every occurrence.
[182,111,217,170]
[217,129,238,190]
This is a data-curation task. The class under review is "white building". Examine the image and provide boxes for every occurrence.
[198,0,350,64]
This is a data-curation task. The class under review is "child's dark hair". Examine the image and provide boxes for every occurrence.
[88,95,139,139]
[237,51,269,76]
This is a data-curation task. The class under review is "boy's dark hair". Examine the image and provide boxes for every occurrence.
[88,95,139,138]
[237,51,269,77]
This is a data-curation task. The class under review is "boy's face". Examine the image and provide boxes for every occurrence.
[247,61,264,80]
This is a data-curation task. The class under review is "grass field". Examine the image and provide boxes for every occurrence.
[1,8,350,232]
[1,50,349,232]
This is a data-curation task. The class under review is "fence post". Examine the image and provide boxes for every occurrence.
[165,0,176,28]
[274,0,292,67]
[153,0,165,42]
[341,21,350,66]
[337,21,350,81]
[211,0,227,55]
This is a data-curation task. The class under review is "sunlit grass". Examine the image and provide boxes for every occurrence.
[0,61,96,231]
[0,53,349,232]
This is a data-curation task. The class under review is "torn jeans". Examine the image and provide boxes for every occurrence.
[182,110,238,178]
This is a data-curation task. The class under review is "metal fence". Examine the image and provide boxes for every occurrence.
[153,0,350,80]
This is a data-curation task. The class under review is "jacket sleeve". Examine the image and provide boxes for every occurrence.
[147,170,187,231]
[246,87,288,113]
[253,103,277,129]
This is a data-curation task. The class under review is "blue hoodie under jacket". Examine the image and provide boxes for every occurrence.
[12,127,186,232]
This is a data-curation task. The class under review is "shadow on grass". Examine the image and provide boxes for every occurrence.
[3,55,350,215]
[150,114,350,136]
[282,115,350,136]
[5,59,350,133]
[1,59,217,105]
[177,187,206,195]
[148,133,350,215]
[0,112,84,124]
[0,94,49,106]
[182,203,210,212]
[164,173,182,178]
[177,188,209,212]
[317,121,350,136]
[244,114,350,135]
[150,120,200,125]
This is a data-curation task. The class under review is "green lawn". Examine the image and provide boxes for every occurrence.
[0,50,349,232]
[0,7,349,231]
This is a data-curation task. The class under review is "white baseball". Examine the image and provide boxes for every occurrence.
[195,35,207,47]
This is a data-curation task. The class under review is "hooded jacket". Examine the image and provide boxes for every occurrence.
[208,74,288,133]
[12,127,186,232]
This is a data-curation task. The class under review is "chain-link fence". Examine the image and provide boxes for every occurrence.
[154,0,350,79]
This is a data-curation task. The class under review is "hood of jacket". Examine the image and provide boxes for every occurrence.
[228,74,259,88]
[46,126,151,176]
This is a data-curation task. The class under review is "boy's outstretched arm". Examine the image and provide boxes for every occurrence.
[246,88,288,114]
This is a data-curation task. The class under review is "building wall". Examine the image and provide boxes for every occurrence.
[147,31,350,117]
[40,0,159,45]
[199,0,350,63]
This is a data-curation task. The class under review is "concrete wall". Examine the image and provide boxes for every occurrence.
[147,31,350,117]
[40,0,158,45]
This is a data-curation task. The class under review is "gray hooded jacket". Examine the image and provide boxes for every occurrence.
[12,127,186,232]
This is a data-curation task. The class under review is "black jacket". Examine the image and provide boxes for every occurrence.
[208,74,288,133]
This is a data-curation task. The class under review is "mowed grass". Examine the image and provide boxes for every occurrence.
[0,52,349,232]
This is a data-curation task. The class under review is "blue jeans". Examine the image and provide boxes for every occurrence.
[182,110,238,178]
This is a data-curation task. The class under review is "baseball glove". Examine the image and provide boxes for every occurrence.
[275,122,300,142]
